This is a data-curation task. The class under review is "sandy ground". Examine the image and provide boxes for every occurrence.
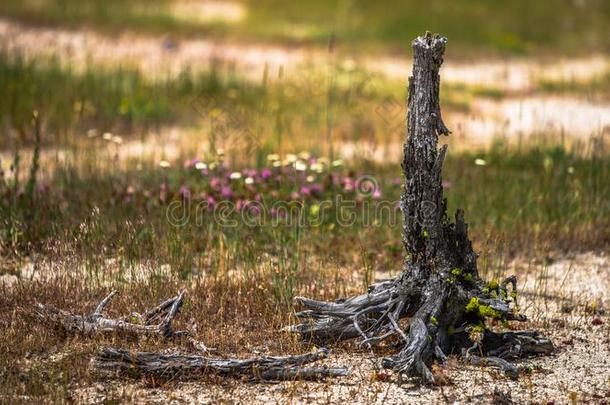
[5,252,609,404]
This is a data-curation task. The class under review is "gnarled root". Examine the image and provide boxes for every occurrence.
[91,347,348,382]
[289,273,422,347]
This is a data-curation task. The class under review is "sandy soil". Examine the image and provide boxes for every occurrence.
[6,252,609,404]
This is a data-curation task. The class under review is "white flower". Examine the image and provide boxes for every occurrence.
[229,172,242,180]
[294,161,307,171]
[474,158,487,166]
[102,132,113,141]
[298,151,311,160]
[159,160,171,168]
[310,162,324,173]
[245,177,254,185]
[306,175,315,183]
[331,159,343,167]
[267,153,280,161]
[195,162,207,170]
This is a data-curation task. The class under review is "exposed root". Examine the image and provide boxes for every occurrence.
[91,347,348,381]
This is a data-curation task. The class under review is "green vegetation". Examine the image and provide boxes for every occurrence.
[1,0,609,56]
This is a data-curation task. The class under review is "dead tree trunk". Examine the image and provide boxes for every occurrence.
[291,33,553,382]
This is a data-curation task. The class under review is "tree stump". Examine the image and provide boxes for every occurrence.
[290,32,553,383]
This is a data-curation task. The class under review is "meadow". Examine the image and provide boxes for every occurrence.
[0,1,609,403]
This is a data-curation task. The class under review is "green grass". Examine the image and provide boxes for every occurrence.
[1,0,609,56]
[1,51,487,148]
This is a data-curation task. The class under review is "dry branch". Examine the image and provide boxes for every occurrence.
[91,347,348,381]
[36,291,186,339]
[37,291,346,381]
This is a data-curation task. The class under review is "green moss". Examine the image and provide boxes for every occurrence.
[451,268,462,276]
[487,280,500,291]
[465,297,480,313]
[430,316,438,326]
[463,273,473,282]
[465,297,502,319]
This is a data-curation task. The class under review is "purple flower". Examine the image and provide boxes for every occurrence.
[248,205,261,216]
[300,186,311,197]
[261,168,272,180]
[210,177,222,190]
[310,183,323,195]
[206,196,216,211]
[442,180,452,189]
[184,158,200,169]
[179,185,191,200]
[391,177,402,186]
[372,189,382,199]
[220,186,234,200]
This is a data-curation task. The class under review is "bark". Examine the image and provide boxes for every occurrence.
[289,32,553,383]
[91,347,348,381]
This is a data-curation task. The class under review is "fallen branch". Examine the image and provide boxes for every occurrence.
[91,347,348,382]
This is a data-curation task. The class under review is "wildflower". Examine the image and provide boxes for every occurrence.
[267,153,280,161]
[210,177,222,190]
[391,177,402,187]
[220,186,234,199]
[474,158,487,166]
[216,148,225,156]
[87,129,98,138]
[306,175,315,183]
[286,153,298,163]
[229,172,242,180]
[567,166,575,174]
[295,161,307,171]
[310,162,324,173]
[195,162,207,170]
[245,177,254,185]
[102,132,113,141]
[298,151,311,160]
[159,160,171,168]
[272,161,282,168]
[112,136,123,145]
[310,183,323,195]
[442,180,452,189]
[300,186,311,196]
[179,185,191,200]
[332,159,343,168]
[206,196,216,211]
[261,168,272,180]
[372,189,382,199]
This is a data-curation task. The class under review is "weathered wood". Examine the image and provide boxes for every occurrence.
[37,291,347,381]
[91,347,348,381]
[289,32,553,383]
[36,291,186,339]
